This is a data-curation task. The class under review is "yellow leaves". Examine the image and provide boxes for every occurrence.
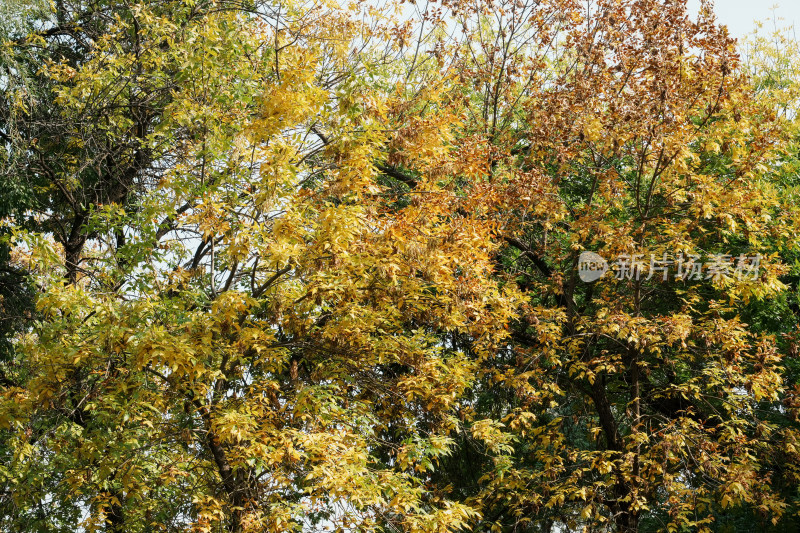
[402,501,480,533]
[471,419,516,456]
[192,495,227,533]
[211,291,254,326]
[506,410,537,434]
[386,109,460,175]
[397,351,475,412]
[594,459,614,475]
[213,410,257,445]
[3,1,518,531]
[11,0,800,530]
[580,503,593,520]
[720,482,746,509]
[704,139,721,154]
[582,117,603,143]
[397,434,455,473]
[545,491,566,509]
[254,71,326,140]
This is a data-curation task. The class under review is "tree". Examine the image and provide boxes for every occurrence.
[3,0,800,531]
[387,0,800,531]
[0,0,517,531]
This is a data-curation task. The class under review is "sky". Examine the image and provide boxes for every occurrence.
[689,1,800,40]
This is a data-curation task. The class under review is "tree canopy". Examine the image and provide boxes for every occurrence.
[2,0,800,532]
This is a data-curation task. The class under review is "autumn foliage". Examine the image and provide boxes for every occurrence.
[1,0,800,531]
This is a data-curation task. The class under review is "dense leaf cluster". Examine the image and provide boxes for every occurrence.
[2,0,800,532]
